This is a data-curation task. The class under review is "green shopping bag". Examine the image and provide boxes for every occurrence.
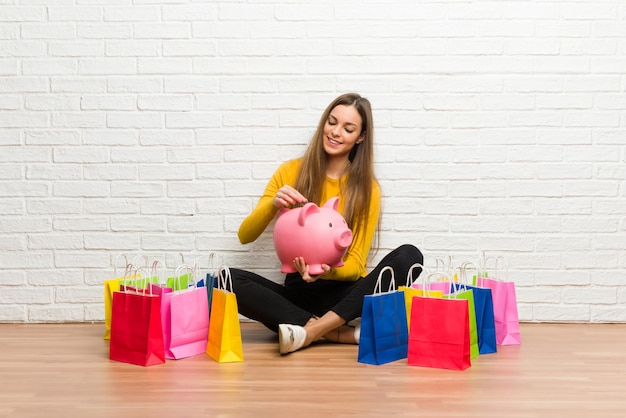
[446,284,479,359]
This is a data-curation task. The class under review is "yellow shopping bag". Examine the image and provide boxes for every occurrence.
[398,264,443,330]
[104,255,159,340]
[104,278,121,340]
[206,266,243,363]
[103,255,133,340]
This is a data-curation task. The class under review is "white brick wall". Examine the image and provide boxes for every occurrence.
[1,0,625,323]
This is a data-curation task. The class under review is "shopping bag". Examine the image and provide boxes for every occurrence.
[477,256,521,346]
[206,271,216,317]
[470,284,496,354]
[150,282,173,356]
[109,268,165,367]
[411,268,453,295]
[358,266,408,365]
[446,284,479,359]
[408,294,471,371]
[143,260,172,356]
[129,255,163,289]
[206,266,244,363]
[398,266,443,330]
[169,286,209,359]
[163,265,210,359]
[452,262,496,355]
[166,272,194,291]
[104,255,135,340]
[104,278,122,340]
[166,252,217,290]
[205,252,218,317]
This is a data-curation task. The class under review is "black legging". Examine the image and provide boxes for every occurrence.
[230,244,423,332]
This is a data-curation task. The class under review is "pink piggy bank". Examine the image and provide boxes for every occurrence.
[273,197,353,275]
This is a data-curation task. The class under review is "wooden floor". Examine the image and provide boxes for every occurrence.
[1,323,625,418]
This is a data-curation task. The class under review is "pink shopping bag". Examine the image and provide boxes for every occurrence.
[476,256,520,346]
[162,265,210,359]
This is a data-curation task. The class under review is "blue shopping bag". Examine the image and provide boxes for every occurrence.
[450,283,497,355]
[358,266,408,365]
[453,261,497,355]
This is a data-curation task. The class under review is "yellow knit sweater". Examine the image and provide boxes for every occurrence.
[238,158,380,281]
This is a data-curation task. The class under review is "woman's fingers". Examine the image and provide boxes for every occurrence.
[293,257,306,274]
[292,257,327,283]
[293,257,316,283]
[274,186,307,208]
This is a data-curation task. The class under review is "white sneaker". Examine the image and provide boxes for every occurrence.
[278,324,307,354]
[353,319,361,344]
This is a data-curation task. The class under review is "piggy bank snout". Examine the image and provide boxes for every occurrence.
[334,229,353,249]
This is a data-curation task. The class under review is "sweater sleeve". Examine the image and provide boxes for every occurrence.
[237,160,298,244]
[322,182,381,282]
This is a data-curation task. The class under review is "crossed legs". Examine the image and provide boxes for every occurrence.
[232,244,423,354]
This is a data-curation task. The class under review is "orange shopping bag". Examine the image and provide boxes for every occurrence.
[206,266,243,363]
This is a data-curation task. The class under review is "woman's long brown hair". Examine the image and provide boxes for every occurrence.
[294,93,378,248]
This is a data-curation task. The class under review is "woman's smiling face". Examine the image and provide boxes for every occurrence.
[322,104,364,159]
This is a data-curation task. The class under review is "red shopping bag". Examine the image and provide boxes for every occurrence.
[477,256,520,346]
[408,294,471,371]
[109,269,165,367]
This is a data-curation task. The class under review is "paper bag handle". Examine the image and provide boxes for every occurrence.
[122,265,152,295]
[150,260,166,285]
[373,266,395,295]
[137,268,155,295]
[120,263,136,290]
[433,271,458,297]
[405,263,426,287]
[217,266,233,293]
[132,254,150,268]
[456,260,481,288]
[207,252,219,278]
[174,264,195,291]
[113,254,128,278]
[481,255,508,281]
[425,272,448,297]
[428,256,453,277]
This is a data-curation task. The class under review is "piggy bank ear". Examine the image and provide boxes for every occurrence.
[298,202,320,226]
[323,196,339,212]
